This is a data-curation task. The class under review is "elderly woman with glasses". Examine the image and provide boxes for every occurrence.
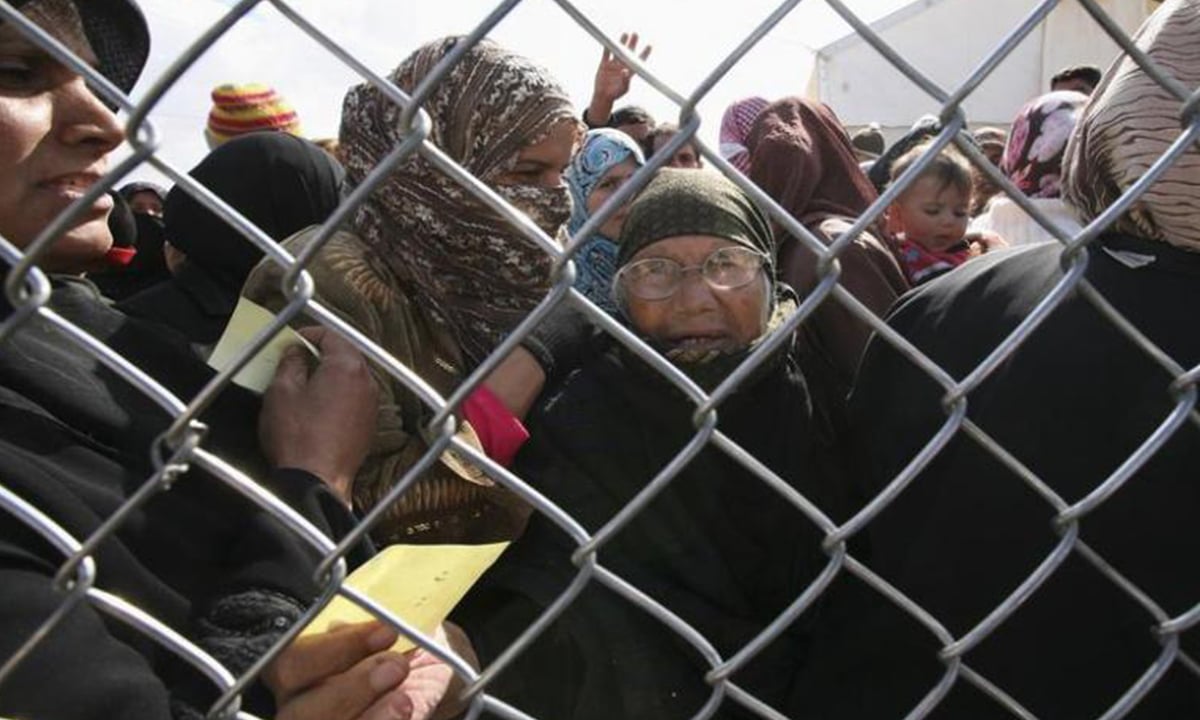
[455,169,842,720]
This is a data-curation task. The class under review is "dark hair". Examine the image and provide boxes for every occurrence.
[889,142,973,198]
[609,105,655,129]
[644,122,686,155]
[1051,64,1102,91]
[118,181,166,203]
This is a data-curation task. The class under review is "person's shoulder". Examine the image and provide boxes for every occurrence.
[889,242,1065,334]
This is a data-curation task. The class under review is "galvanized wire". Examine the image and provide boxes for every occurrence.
[0,1,1196,719]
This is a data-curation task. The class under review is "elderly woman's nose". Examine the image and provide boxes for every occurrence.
[673,269,719,310]
[56,77,123,154]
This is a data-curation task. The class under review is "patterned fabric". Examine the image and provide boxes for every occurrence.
[895,237,971,285]
[339,36,577,366]
[1001,91,1088,199]
[618,168,776,270]
[719,96,770,174]
[616,169,795,376]
[566,128,645,314]
[1063,0,1200,252]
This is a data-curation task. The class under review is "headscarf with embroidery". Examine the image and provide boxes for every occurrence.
[339,36,578,365]
[566,128,645,315]
[719,96,770,174]
[1062,0,1200,253]
[1002,91,1088,199]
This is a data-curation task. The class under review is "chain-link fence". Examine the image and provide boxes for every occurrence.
[0,0,1197,718]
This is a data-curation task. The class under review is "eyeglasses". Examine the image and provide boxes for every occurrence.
[615,246,766,301]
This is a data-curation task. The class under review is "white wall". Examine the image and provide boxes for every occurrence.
[814,0,1152,131]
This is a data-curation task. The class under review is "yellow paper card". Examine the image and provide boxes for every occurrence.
[301,542,509,652]
[207,297,318,393]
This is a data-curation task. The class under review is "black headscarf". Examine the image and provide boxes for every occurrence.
[7,0,149,94]
[163,132,344,295]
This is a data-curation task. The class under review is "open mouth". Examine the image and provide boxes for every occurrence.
[663,334,733,361]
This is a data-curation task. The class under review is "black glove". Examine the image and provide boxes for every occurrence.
[519,300,596,386]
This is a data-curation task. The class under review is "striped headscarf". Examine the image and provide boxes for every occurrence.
[720,96,770,174]
[565,128,645,314]
[339,36,578,365]
[1062,0,1200,252]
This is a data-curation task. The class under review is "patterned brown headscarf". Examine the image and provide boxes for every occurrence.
[1062,0,1200,252]
[339,36,578,365]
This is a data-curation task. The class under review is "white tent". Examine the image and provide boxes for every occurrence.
[808,0,1158,139]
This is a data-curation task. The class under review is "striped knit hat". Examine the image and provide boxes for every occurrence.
[205,83,303,149]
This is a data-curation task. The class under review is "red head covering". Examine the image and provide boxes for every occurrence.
[719,96,770,174]
[745,97,882,235]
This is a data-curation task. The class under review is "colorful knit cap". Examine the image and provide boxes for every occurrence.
[206,83,302,148]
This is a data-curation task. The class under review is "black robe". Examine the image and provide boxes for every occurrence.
[794,234,1200,718]
[0,276,361,719]
[456,343,842,719]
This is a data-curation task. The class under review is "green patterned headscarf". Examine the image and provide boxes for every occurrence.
[618,169,776,275]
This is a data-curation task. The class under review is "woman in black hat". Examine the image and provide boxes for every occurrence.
[0,3,451,718]
[456,169,844,720]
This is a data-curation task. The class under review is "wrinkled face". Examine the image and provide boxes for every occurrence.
[0,22,123,271]
[652,132,701,169]
[492,118,581,188]
[623,235,768,358]
[127,189,163,217]
[887,176,971,252]
[585,156,638,239]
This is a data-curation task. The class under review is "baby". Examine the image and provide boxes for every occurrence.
[885,142,1002,284]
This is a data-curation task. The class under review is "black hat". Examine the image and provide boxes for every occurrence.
[8,0,150,93]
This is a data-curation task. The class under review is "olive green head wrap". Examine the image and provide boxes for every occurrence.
[617,168,776,275]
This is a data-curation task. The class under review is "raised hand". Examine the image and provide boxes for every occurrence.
[588,32,653,125]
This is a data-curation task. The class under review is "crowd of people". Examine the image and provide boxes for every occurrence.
[1,0,1198,719]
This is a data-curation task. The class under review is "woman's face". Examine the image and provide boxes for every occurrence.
[585,156,638,239]
[0,22,122,271]
[493,119,581,189]
[623,235,769,357]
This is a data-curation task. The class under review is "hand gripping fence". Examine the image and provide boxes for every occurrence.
[0,0,1198,718]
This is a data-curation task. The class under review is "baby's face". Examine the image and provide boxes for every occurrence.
[888,176,971,252]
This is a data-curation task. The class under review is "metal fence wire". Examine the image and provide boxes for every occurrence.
[0,0,1198,718]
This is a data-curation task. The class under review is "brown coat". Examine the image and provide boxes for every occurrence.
[243,227,531,544]
[747,98,910,419]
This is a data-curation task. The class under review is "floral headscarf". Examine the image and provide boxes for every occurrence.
[565,128,645,314]
[1062,0,1200,252]
[719,96,770,174]
[339,36,578,365]
[1001,91,1088,199]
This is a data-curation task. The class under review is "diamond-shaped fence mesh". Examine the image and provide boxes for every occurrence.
[0,0,1197,718]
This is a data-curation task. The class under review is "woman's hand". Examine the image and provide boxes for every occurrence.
[966,230,1008,256]
[259,326,379,505]
[587,32,652,125]
[263,621,461,720]
[263,622,414,720]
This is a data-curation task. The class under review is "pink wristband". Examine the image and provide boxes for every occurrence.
[463,385,530,467]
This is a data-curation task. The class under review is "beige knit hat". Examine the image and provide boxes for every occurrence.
[205,83,303,149]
